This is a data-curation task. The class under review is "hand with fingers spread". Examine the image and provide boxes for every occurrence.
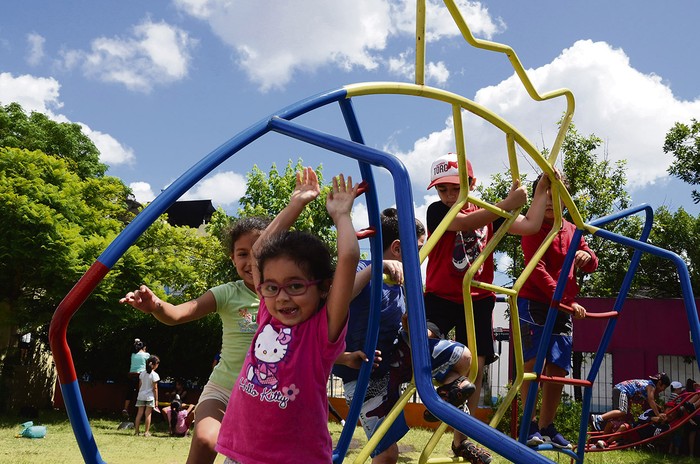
[326,174,358,221]
[291,166,321,208]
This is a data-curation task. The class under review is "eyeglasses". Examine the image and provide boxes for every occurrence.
[257,279,321,297]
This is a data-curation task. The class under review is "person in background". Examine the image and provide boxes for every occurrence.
[134,355,160,437]
[123,338,149,417]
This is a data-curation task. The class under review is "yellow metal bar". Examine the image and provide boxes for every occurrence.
[353,383,418,463]
[415,0,426,85]
[441,0,575,165]
[419,422,451,464]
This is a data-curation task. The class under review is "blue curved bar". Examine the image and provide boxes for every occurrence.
[61,380,105,463]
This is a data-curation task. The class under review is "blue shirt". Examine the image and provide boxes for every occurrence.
[333,260,404,382]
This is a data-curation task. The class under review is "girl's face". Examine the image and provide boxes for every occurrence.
[232,230,262,291]
[259,256,324,327]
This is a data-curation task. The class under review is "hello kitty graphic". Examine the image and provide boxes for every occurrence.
[246,324,292,390]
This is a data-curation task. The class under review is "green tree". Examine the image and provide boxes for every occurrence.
[477,122,632,297]
[665,118,700,204]
[0,102,106,179]
[238,159,337,250]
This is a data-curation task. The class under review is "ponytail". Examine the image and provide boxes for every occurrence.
[145,355,160,373]
[170,400,181,434]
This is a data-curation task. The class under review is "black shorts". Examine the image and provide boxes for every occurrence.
[424,293,496,364]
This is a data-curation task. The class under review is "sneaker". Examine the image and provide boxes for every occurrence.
[121,409,129,418]
[452,439,492,464]
[436,376,476,409]
[540,423,572,449]
[590,414,604,432]
[526,421,544,446]
[595,440,607,449]
[424,377,476,422]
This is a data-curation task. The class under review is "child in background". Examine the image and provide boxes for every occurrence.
[423,153,550,440]
[166,395,195,437]
[216,168,360,464]
[120,216,271,463]
[123,338,149,417]
[519,173,599,449]
[134,355,160,437]
[591,373,671,432]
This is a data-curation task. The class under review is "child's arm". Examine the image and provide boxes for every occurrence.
[647,384,666,420]
[120,286,217,325]
[351,260,403,298]
[335,350,381,370]
[508,173,551,236]
[153,381,158,409]
[251,167,321,288]
[447,180,528,232]
[326,174,360,342]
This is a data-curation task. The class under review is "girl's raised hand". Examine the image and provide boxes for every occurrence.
[326,174,358,221]
[120,285,160,314]
[291,166,321,207]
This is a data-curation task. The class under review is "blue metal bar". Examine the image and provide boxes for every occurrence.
[98,88,349,268]
[332,98,384,463]
[60,380,105,464]
[268,116,554,464]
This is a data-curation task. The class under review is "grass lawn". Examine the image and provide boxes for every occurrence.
[0,410,698,463]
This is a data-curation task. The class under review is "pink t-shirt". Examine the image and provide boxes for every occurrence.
[216,300,347,464]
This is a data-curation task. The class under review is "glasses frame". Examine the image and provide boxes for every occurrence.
[257,279,322,298]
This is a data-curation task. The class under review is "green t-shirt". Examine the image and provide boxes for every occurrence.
[208,281,259,391]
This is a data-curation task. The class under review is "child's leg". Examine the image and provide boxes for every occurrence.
[188,397,226,464]
[143,406,153,435]
[134,406,144,434]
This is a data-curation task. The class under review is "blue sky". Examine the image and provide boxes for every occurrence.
[2,0,700,235]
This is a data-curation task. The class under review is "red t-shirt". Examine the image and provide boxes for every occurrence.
[425,201,496,302]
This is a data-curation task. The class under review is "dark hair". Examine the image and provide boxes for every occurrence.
[650,372,670,387]
[380,207,425,252]
[257,231,333,285]
[531,172,570,197]
[687,378,697,392]
[222,216,272,255]
[145,355,160,374]
[170,398,182,433]
[132,339,145,354]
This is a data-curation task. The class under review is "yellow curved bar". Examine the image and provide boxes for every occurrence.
[441,0,575,165]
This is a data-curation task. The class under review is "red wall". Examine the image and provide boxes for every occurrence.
[573,298,699,384]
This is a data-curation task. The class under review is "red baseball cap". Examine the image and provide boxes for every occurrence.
[427,153,473,189]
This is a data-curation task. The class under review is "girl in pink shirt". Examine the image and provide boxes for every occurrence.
[216,168,360,464]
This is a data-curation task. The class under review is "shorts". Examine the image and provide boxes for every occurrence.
[424,293,496,364]
[520,321,572,373]
[196,381,231,410]
[343,373,409,458]
[135,399,155,408]
[612,388,630,414]
[392,335,468,385]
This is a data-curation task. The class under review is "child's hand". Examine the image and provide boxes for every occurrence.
[571,302,587,319]
[120,285,160,314]
[382,260,404,285]
[326,174,358,221]
[342,350,381,370]
[574,250,593,269]
[500,179,528,211]
[291,167,321,207]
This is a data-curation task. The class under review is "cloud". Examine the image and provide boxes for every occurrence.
[26,33,45,66]
[59,19,196,92]
[388,50,449,85]
[390,0,505,41]
[181,170,248,207]
[0,72,135,166]
[78,124,135,166]
[174,0,501,91]
[0,72,62,113]
[395,39,700,191]
[130,181,156,203]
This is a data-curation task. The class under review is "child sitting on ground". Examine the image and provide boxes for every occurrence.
[165,395,195,437]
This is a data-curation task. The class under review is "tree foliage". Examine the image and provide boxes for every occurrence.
[665,118,700,204]
[0,102,106,179]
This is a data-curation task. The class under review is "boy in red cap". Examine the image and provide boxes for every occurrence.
[423,153,550,461]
